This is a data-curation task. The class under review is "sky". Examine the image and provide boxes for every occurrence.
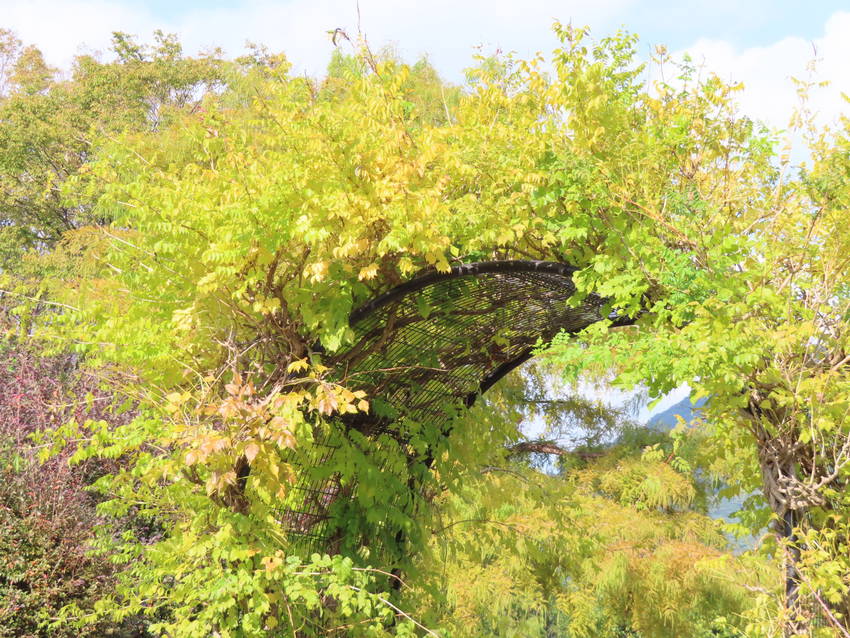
[3,0,850,132]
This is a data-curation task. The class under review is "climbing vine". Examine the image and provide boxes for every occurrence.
[10,22,848,637]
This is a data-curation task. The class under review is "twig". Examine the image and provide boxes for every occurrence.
[346,586,440,636]
[0,289,79,312]
[432,518,518,534]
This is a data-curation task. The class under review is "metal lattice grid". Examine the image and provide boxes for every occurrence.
[276,261,628,554]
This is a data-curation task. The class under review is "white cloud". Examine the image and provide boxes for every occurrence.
[677,11,850,132]
[2,0,158,68]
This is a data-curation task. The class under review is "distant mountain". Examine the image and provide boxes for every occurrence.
[646,395,753,550]
[647,396,704,432]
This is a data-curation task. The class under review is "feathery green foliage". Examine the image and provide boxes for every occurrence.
[7,22,850,637]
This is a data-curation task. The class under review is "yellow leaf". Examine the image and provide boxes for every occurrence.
[262,554,283,573]
[358,264,379,280]
[397,256,414,273]
[307,261,328,282]
[165,392,189,412]
[269,416,291,434]
[245,442,260,463]
[221,470,237,486]
[287,358,309,373]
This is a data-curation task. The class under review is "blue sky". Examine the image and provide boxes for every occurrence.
[618,1,850,49]
[112,0,848,51]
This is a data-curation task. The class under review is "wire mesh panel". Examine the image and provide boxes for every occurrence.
[278,261,620,554]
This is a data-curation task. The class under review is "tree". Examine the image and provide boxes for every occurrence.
[33,24,850,637]
[0,330,149,637]
[403,367,771,638]
[0,30,226,273]
[542,41,850,637]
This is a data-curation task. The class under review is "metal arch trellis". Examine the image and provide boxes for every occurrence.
[277,260,630,555]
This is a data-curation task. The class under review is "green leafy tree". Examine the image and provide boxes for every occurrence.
[0,29,226,274]
[541,39,850,637]
[403,368,771,638]
[27,24,850,637]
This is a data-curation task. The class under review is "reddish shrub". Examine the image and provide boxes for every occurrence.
[0,341,145,637]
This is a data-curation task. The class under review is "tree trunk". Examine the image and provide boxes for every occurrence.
[783,509,805,637]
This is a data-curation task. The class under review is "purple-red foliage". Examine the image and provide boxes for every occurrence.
[0,341,145,637]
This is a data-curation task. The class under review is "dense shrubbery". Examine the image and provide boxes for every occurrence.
[0,341,144,636]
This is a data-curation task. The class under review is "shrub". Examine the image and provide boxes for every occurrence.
[0,341,144,637]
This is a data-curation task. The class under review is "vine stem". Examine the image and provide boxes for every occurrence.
[792,553,850,638]
[346,586,440,637]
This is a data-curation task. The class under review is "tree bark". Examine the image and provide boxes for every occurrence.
[782,508,805,637]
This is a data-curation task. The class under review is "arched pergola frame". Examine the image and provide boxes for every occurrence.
[279,260,633,556]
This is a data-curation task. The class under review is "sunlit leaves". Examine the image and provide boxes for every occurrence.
[35,22,850,637]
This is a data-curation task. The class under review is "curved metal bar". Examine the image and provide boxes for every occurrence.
[340,260,608,426]
[349,260,577,325]
[466,347,536,407]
